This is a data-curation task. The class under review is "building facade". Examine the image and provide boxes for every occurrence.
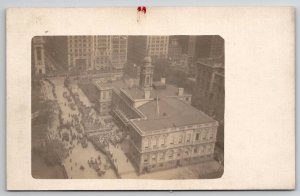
[128,116,218,174]
[88,56,217,175]
[44,36,69,74]
[193,59,224,121]
[94,82,113,115]
[67,36,94,71]
[187,36,197,66]
[192,58,224,148]
[67,36,128,72]
[32,36,46,76]
[111,36,128,71]
[128,36,169,64]
[168,37,182,65]
[209,35,224,59]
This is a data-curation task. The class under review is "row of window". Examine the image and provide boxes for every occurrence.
[144,155,213,171]
[195,130,215,141]
[69,43,92,48]
[143,130,216,150]
[143,144,214,163]
[101,90,112,100]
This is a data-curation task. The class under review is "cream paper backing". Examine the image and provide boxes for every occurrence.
[6,7,295,190]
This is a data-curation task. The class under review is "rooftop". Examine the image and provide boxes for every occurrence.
[94,78,191,100]
[132,97,216,132]
[197,58,224,68]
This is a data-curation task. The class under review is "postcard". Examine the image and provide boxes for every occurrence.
[6,7,295,190]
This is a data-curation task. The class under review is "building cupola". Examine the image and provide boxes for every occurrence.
[139,56,154,92]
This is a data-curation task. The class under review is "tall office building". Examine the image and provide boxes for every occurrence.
[67,36,94,71]
[168,37,182,64]
[128,36,169,64]
[32,36,46,76]
[67,36,128,72]
[209,35,224,59]
[44,36,69,73]
[187,36,197,62]
[111,36,128,71]
[192,58,224,148]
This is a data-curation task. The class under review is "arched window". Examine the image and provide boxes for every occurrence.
[146,75,150,85]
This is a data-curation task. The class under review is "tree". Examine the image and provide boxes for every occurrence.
[62,132,70,142]
[153,58,171,81]
[64,76,71,88]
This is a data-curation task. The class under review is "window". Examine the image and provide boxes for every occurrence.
[144,157,148,163]
[159,153,164,160]
[145,75,150,85]
[153,137,158,147]
[207,144,212,153]
[102,91,106,99]
[196,133,200,141]
[152,154,156,161]
[36,47,42,60]
[194,147,198,154]
[186,133,191,142]
[170,136,174,145]
[178,135,183,144]
[161,136,167,146]
[177,150,181,157]
[144,138,150,149]
[202,131,208,140]
[201,146,205,153]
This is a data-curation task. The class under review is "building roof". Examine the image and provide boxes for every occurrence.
[122,83,191,99]
[197,58,224,68]
[94,78,191,99]
[152,84,190,97]
[131,97,216,132]
[142,56,152,63]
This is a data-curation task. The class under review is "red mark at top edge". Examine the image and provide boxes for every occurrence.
[137,6,147,14]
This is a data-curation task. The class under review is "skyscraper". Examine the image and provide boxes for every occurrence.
[111,36,128,71]
[209,35,224,59]
[67,36,128,72]
[187,36,197,62]
[32,36,46,75]
[128,36,169,64]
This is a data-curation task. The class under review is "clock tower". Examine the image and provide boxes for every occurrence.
[139,56,154,98]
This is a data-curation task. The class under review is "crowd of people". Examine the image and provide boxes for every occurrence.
[44,76,130,177]
[87,156,110,177]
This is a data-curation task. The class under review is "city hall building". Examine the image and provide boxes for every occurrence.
[91,56,218,174]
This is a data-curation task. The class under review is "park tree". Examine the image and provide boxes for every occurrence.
[62,132,70,142]
[64,76,71,88]
[153,58,171,81]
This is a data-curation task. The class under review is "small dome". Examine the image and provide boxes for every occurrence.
[142,56,152,63]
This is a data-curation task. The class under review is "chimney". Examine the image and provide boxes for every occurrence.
[178,88,184,96]
[144,90,151,99]
[160,77,166,85]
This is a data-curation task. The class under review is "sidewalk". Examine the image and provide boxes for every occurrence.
[108,142,136,177]
[125,160,222,179]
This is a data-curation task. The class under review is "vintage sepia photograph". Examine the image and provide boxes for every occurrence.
[31,35,224,179]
